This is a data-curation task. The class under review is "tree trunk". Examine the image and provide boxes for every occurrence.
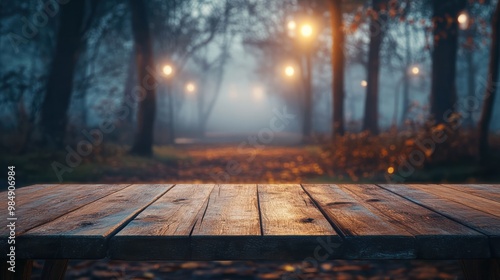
[430,0,466,123]
[401,23,411,124]
[401,73,410,124]
[129,0,157,155]
[39,0,86,147]
[166,82,175,145]
[478,0,500,164]
[330,0,345,137]
[302,53,313,140]
[465,50,476,128]
[362,0,387,135]
[122,51,137,124]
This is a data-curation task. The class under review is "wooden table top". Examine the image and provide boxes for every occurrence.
[1,184,499,260]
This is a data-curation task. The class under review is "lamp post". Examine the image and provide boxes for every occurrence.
[288,20,315,140]
[185,82,196,95]
[163,63,175,144]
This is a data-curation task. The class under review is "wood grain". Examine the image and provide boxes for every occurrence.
[338,184,488,258]
[303,184,415,259]
[440,184,500,202]
[409,184,500,217]
[381,184,500,257]
[16,184,172,259]
[0,184,130,236]
[110,184,214,260]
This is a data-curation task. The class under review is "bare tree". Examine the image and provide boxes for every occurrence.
[39,0,97,147]
[329,0,345,137]
[362,0,389,134]
[478,0,500,163]
[128,0,156,155]
[430,0,466,123]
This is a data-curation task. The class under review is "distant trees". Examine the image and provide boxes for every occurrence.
[430,0,466,123]
[478,0,500,163]
[128,0,157,156]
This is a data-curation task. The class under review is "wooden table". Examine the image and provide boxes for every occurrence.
[1,184,499,279]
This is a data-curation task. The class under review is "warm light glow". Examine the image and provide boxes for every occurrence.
[411,66,420,75]
[458,12,468,29]
[361,80,368,87]
[387,167,395,174]
[186,82,196,93]
[287,21,296,30]
[300,24,313,37]
[252,86,265,101]
[284,66,295,77]
[163,65,173,76]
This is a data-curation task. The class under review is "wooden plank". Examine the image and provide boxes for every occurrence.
[259,184,336,235]
[302,184,415,259]
[192,184,260,235]
[338,184,489,258]
[16,184,172,259]
[409,184,500,217]
[381,184,500,257]
[190,184,261,259]
[0,184,130,236]
[440,184,500,202]
[237,184,342,260]
[109,184,214,260]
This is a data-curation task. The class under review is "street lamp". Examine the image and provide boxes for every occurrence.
[361,80,368,87]
[300,23,313,38]
[163,64,173,76]
[162,63,175,144]
[287,20,296,31]
[458,11,469,30]
[411,66,420,75]
[284,65,295,77]
[186,82,196,94]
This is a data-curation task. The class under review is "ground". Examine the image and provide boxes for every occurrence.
[29,259,464,279]
[3,143,490,279]
[2,143,494,187]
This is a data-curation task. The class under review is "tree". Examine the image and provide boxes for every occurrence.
[329,0,345,137]
[430,0,466,123]
[362,0,389,134]
[128,0,157,155]
[39,0,90,147]
[478,0,500,163]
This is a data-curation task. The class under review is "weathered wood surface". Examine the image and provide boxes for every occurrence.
[15,184,172,259]
[110,184,214,260]
[407,184,500,217]
[441,184,500,202]
[0,184,130,236]
[1,183,499,260]
[380,184,500,257]
[303,184,414,259]
[338,184,487,258]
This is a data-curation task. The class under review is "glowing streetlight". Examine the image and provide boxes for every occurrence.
[185,82,196,94]
[163,64,173,76]
[284,66,295,77]
[361,80,368,87]
[300,24,313,38]
[287,21,296,31]
[411,66,420,75]
[458,12,469,30]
